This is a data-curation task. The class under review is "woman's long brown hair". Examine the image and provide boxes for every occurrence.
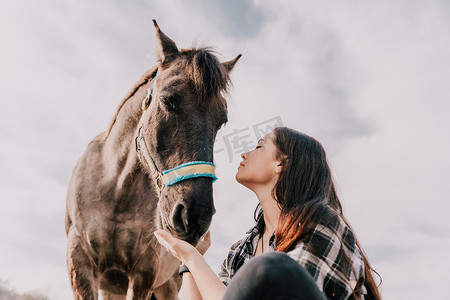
[266,127,381,299]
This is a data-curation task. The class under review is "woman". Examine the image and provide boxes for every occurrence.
[155,127,381,300]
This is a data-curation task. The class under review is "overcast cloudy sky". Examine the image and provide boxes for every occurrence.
[1,0,449,299]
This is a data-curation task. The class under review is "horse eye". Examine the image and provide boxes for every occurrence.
[159,96,176,112]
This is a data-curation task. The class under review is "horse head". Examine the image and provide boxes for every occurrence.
[136,20,240,245]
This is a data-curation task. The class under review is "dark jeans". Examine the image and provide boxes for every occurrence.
[223,252,327,300]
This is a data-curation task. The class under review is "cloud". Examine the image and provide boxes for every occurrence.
[188,0,269,39]
[0,280,49,300]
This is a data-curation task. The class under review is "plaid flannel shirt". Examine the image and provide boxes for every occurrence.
[218,210,367,300]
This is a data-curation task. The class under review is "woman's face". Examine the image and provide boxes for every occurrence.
[235,132,282,189]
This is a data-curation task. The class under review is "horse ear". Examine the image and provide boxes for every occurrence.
[222,54,242,73]
[153,19,179,63]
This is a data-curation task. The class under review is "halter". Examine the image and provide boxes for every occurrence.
[135,70,217,197]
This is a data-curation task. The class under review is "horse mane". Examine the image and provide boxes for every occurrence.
[180,47,230,105]
[93,65,159,142]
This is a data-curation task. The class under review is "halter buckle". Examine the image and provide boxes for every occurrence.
[142,87,152,110]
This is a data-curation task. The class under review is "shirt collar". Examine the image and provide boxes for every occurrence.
[245,214,276,249]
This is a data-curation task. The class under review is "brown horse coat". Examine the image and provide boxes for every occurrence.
[65,20,240,300]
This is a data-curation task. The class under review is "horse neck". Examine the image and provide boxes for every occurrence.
[102,65,158,167]
[103,93,144,184]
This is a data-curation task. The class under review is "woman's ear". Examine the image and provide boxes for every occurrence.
[275,155,288,174]
[275,160,283,174]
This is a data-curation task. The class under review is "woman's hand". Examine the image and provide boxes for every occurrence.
[154,230,211,265]
[154,230,197,263]
[196,231,211,255]
[155,230,226,300]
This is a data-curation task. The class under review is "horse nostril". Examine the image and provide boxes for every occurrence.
[172,203,189,233]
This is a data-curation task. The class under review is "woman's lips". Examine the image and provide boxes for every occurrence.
[239,162,245,167]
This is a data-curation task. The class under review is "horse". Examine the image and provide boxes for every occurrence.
[65,20,241,300]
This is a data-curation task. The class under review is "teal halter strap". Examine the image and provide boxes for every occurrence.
[142,70,159,110]
[162,161,217,186]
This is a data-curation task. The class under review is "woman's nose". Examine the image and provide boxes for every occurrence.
[241,152,248,159]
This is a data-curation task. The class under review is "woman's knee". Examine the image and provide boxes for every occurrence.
[248,252,311,285]
[224,252,327,300]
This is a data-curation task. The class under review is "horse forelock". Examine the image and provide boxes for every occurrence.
[181,47,230,108]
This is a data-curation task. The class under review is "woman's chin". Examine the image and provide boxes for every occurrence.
[235,172,244,184]
[235,173,250,188]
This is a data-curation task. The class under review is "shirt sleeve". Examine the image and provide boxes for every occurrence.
[217,237,247,286]
[286,222,366,300]
[218,257,231,286]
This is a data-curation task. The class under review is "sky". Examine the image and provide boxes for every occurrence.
[1,0,449,299]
